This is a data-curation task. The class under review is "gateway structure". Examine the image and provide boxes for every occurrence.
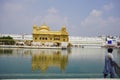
[32,24,69,46]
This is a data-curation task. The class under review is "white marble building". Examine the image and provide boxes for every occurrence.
[1,33,119,47]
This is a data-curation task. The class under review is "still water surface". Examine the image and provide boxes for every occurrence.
[0,48,120,78]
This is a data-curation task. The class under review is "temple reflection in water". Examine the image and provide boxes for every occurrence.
[0,48,120,78]
[32,50,69,72]
[0,48,70,72]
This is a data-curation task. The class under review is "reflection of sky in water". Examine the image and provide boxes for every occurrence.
[0,48,120,78]
[66,48,105,74]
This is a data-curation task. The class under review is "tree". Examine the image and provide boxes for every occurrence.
[0,36,15,45]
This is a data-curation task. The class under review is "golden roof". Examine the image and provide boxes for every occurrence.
[32,24,68,35]
[40,24,50,31]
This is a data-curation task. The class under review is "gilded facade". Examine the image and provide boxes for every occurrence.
[32,24,69,44]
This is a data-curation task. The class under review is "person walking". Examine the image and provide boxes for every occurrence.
[103,48,115,78]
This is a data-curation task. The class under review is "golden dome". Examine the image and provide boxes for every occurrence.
[61,26,66,31]
[33,24,37,28]
[33,24,37,27]
[40,24,50,31]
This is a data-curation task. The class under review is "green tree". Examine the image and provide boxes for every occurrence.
[0,36,15,45]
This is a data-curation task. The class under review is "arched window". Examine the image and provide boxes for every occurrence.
[63,39,65,41]
[35,37,37,40]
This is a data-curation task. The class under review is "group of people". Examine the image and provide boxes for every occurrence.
[103,48,120,78]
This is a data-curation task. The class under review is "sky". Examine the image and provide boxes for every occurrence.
[0,0,120,36]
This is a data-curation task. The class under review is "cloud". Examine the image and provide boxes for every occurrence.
[0,2,34,34]
[80,7,120,36]
[81,9,120,28]
[3,2,23,14]
[81,9,103,27]
[41,8,68,26]
[103,3,114,11]
[89,9,102,17]
[48,7,58,14]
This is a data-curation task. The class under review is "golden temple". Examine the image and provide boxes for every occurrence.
[32,24,69,45]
